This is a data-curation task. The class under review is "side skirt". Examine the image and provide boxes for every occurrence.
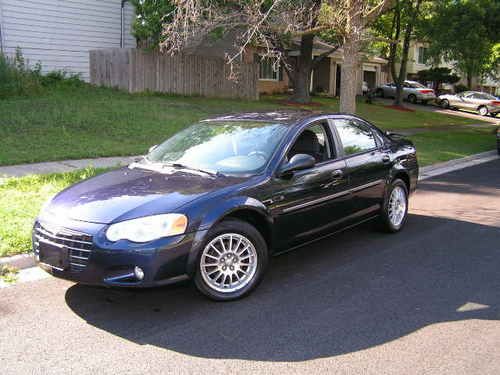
[272,214,380,257]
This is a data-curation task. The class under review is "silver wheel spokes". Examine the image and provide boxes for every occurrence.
[388,186,407,227]
[200,233,258,293]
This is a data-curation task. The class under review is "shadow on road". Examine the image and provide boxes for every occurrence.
[65,213,500,361]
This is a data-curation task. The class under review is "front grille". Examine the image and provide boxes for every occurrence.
[34,222,93,272]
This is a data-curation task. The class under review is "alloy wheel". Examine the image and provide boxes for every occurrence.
[478,106,488,116]
[388,186,407,227]
[200,233,258,293]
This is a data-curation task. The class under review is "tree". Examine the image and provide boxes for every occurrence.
[160,0,393,112]
[130,0,175,47]
[416,67,460,92]
[373,0,423,106]
[420,0,500,88]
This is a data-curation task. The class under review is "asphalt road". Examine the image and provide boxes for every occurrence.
[1,161,499,375]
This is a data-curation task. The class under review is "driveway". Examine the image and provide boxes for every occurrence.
[1,160,499,374]
[376,97,500,125]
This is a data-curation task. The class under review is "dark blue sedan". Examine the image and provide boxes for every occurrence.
[34,111,418,301]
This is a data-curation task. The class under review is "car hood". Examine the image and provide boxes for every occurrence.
[43,166,245,224]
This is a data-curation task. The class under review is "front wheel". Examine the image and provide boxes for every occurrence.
[440,99,450,109]
[194,219,268,301]
[378,179,409,233]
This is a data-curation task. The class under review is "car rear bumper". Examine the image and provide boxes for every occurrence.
[33,219,205,288]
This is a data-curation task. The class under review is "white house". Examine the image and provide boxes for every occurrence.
[0,0,136,81]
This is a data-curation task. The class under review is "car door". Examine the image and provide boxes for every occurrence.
[330,117,389,217]
[267,120,352,249]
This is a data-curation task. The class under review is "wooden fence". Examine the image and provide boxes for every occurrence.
[90,48,259,100]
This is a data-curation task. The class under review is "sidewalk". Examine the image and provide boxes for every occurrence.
[0,155,138,177]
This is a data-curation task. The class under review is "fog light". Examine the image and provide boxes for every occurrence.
[134,266,144,281]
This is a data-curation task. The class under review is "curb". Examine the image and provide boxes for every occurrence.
[418,150,499,181]
[1,252,35,270]
[1,150,498,271]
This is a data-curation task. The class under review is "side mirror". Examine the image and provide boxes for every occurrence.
[148,145,158,153]
[278,154,315,177]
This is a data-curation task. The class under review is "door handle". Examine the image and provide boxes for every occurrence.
[382,154,391,163]
[331,169,344,179]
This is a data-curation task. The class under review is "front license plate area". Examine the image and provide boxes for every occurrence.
[39,241,68,270]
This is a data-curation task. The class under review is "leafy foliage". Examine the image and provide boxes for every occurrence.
[0,48,84,98]
[130,0,175,47]
[419,0,500,86]
[416,67,460,92]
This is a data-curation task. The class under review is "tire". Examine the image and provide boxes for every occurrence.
[378,179,409,233]
[408,94,417,104]
[441,99,450,109]
[194,218,268,301]
[376,88,384,98]
[478,106,489,116]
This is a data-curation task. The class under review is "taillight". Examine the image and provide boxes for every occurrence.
[419,89,434,94]
[491,101,500,106]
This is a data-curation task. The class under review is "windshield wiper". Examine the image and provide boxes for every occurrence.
[166,163,223,177]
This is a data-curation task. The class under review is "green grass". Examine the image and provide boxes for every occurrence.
[0,167,105,257]
[409,128,496,166]
[0,84,488,166]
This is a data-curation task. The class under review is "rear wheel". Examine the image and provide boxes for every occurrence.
[376,88,385,98]
[378,179,409,233]
[478,106,489,116]
[194,219,268,301]
[408,94,417,104]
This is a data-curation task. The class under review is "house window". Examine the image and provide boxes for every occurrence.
[417,47,428,64]
[259,57,282,81]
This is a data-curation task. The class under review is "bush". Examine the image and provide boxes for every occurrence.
[0,48,85,98]
[0,48,42,98]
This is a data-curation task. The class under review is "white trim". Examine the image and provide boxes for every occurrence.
[258,78,280,82]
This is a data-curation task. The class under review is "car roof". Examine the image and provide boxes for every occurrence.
[203,110,320,125]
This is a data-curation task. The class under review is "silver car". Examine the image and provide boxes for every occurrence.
[376,80,437,104]
[438,91,500,117]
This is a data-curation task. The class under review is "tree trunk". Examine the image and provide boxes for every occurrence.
[340,36,360,113]
[393,0,422,106]
[467,73,472,89]
[289,34,314,104]
[340,0,364,114]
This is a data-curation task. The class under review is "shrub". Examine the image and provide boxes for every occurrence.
[0,48,85,98]
[0,48,42,98]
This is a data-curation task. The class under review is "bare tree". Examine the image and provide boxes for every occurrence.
[161,0,393,112]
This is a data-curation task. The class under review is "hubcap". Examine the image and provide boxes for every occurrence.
[479,107,488,116]
[388,186,407,227]
[200,233,258,293]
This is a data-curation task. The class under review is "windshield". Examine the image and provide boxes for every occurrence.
[142,121,289,175]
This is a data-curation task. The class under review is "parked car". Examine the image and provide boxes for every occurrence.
[33,111,418,301]
[376,80,436,104]
[438,91,500,117]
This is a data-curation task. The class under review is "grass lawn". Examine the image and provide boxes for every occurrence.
[0,168,104,257]
[0,84,489,166]
[408,128,497,166]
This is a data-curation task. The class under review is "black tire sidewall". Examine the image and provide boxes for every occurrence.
[380,179,409,233]
[441,99,449,109]
[408,94,417,104]
[194,218,268,301]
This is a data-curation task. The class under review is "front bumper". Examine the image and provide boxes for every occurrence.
[33,218,205,288]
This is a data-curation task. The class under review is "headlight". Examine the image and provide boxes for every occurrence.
[106,214,188,243]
